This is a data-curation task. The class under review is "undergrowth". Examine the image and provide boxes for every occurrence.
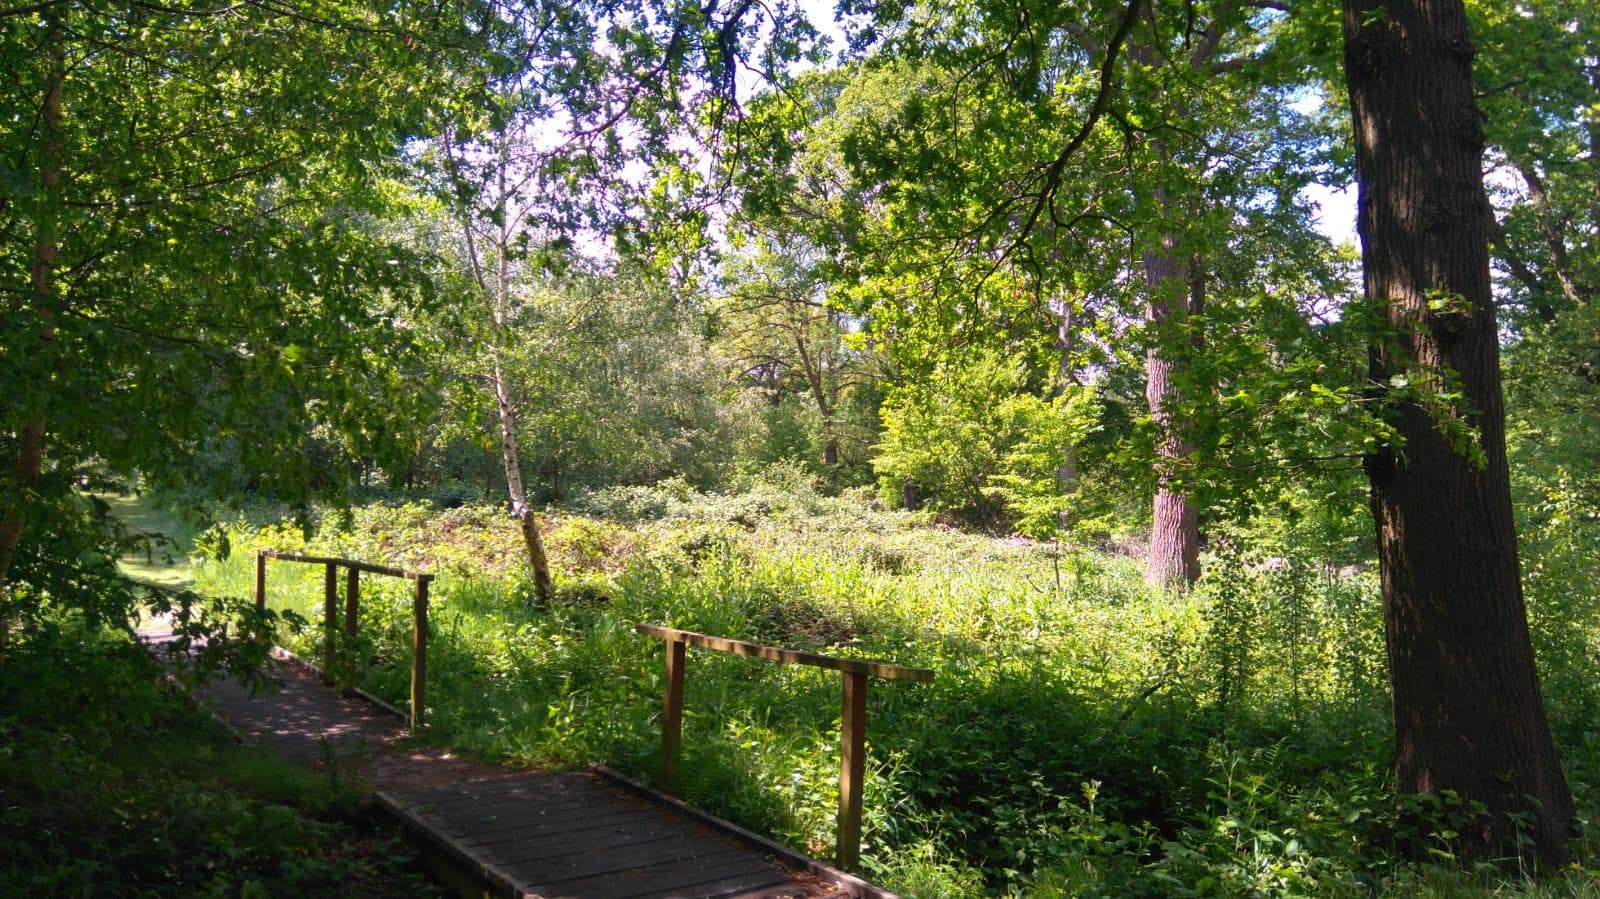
[0,624,444,898]
[192,473,1600,896]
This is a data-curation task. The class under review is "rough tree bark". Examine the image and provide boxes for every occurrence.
[1142,228,1202,590]
[1128,8,1211,591]
[0,13,63,656]
[1343,0,1573,863]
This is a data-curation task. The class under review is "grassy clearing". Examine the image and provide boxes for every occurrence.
[194,479,1600,896]
[96,490,198,591]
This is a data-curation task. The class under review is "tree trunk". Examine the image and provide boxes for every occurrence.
[900,481,918,511]
[1054,299,1080,530]
[1143,233,1201,590]
[1590,43,1600,230]
[1128,18,1202,592]
[448,131,557,607]
[0,15,64,656]
[1343,0,1573,863]
[794,325,839,467]
[486,150,553,605]
[1512,162,1583,308]
[492,359,555,604]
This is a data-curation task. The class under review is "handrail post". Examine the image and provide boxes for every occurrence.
[662,637,686,793]
[633,623,930,872]
[322,562,338,686]
[254,549,266,614]
[411,575,430,733]
[837,670,867,871]
[343,567,360,689]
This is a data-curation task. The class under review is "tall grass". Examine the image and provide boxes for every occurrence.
[193,481,1600,896]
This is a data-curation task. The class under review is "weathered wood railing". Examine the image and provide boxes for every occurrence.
[636,623,933,872]
[255,549,432,732]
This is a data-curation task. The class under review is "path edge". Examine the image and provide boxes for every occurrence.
[269,645,411,721]
[373,790,542,899]
[591,764,900,899]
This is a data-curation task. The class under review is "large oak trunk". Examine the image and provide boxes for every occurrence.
[1342,0,1573,862]
[1143,238,1201,590]
[1129,18,1202,592]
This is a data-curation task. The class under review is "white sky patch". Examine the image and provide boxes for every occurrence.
[1305,182,1359,248]
[798,0,847,59]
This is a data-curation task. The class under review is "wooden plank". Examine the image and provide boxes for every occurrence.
[411,576,428,732]
[253,550,266,613]
[593,765,900,899]
[458,808,643,852]
[322,562,337,687]
[344,566,359,648]
[397,776,615,815]
[496,831,730,882]
[373,790,531,899]
[725,884,806,899]
[525,846,757,899]
[636,624,933,682]
[631,869,799,899]
[477,814,689,861]
[413,787,624,825]
[262,548,433,582]
[837,670,867,871]
[662,637,685,792]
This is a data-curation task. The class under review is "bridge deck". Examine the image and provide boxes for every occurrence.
[174,641,860,898]
[380,772,805,898]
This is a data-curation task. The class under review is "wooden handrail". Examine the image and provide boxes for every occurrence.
[636,624,934,682]
[255,548,431,732]
[636,623,933,872]
[260,548,434,582]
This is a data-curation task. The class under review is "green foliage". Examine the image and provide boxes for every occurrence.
[1506,304,1600,743]
[875,351,1095,532]
[985,388,1101,538]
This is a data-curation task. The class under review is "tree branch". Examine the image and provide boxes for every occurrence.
[0,0,64,19]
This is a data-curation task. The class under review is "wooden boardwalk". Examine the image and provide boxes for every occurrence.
[379,772,812,898]
[145,628,875,899]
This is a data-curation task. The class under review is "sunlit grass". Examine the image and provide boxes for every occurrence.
[190,487,1600,897]
[96,490,197,591]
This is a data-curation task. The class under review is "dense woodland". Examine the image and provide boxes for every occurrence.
[3,0,1600,895]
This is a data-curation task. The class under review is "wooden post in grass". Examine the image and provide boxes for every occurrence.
[344,566,360,688]
[258,549,432,729]
[322,562,337,686]
[634,624,931,872]
[837,671,868,871]
[661,636,686,792]
[254,549,266,613]
[411,575,430,733]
